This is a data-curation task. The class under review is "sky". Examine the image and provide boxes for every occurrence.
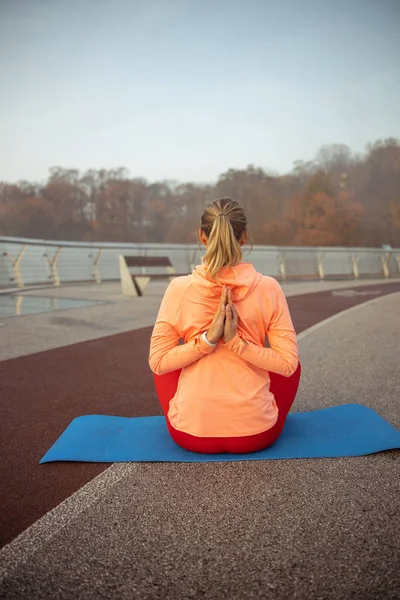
[0,0,399,184]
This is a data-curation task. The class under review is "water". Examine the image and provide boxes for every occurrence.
[0,294,104,317]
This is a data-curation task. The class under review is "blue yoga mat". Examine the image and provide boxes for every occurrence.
[40,404,400,464]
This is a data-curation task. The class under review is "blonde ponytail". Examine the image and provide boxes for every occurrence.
[200,198,248,280]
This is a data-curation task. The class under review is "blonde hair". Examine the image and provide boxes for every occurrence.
[200,198,248,280]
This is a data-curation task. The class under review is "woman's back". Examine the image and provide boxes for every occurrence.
[149,262,298,437]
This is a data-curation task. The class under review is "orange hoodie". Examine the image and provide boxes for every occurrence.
[149,262,298,437]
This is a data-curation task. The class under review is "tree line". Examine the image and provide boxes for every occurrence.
[1,139,399,247]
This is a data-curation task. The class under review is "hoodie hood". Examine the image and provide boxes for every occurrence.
[190,262,262,302]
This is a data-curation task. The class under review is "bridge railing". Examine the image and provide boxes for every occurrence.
[0,236,399,289]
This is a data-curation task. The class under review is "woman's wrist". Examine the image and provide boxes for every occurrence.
[202,331,218,346]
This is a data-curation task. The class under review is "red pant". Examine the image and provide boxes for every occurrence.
[154,363,301,454]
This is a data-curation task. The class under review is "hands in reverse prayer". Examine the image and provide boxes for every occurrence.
[206,286,239,345]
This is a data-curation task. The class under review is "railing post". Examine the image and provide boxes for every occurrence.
[351,254,360,279]
[15,245,27,288]
[46,247,62,286]
[279,252,286,280]
[92,249,102,284]
[317,251,325,280]
[5,244,27,288]
[380,253,390,278]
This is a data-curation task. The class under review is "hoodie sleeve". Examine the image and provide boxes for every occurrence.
[223,278,298,376]
[149,278,216,375]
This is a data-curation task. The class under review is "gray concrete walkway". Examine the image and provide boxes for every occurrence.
[1,292,399,599]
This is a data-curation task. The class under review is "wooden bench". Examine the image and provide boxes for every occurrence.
[119,255,189,297]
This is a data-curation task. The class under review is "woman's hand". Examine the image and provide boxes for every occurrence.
[223,288,239,343]
[206,286,228,345]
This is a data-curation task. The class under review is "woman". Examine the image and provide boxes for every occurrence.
[149,197,300,454]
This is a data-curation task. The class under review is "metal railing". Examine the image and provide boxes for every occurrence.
[0,236,399,290]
